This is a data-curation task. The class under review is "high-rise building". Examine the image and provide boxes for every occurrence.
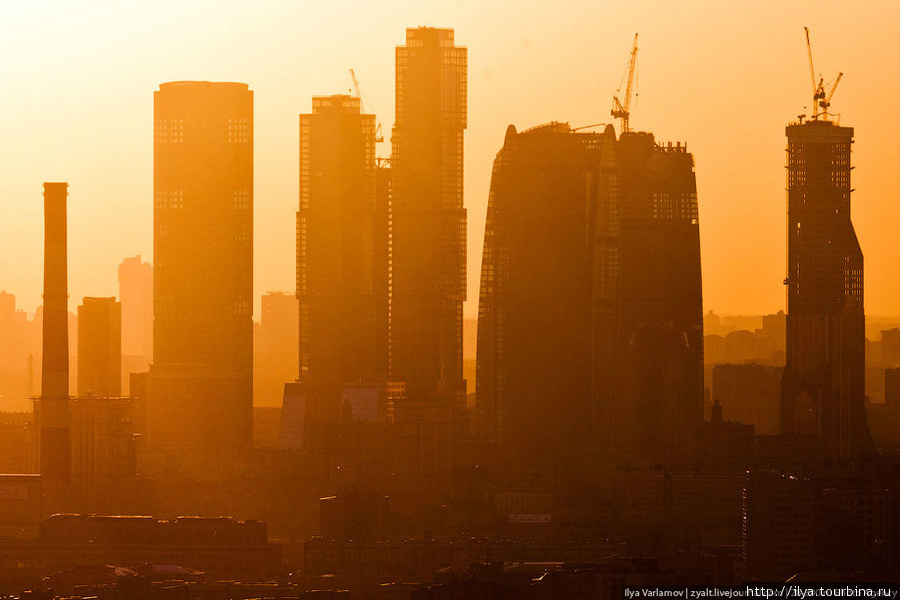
[780,118,872,459]
[151,81,254,452]
[77,297,121,398]
[476,125,704,455]
[615,133,704,454]
[476,123,619,448]
[390,27,467,407]
[118,256,153,392]
[297,95,380,426]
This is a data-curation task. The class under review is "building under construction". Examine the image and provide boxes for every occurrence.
[780,29,872,460]
[475,123,704,455]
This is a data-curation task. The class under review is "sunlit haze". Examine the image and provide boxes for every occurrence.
[2,0,899,319]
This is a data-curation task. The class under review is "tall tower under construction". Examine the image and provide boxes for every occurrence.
[390,27,467,407]
[297,94,380,430]
[780,119,871,459]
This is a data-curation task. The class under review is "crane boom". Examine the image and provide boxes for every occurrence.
[348,68,384,143]
[825,72,843,105]
[804,27,817,95]
[611,33,639,134]
[349,68,362,101]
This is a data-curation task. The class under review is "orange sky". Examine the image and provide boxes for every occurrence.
[1,0,898,319]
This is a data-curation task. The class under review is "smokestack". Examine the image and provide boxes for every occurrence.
[42,182,69,398]
[39,182,71,483]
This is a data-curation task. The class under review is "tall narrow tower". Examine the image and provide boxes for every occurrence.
[297,94,379,427]
[39,182,71,482]
[151,81,254,453]
[390,27,467,406]
[781,119,871,459]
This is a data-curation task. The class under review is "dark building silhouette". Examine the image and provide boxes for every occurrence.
[76,297,121,398]
[476,124,703,455]
[712,363,781,435]
[36,181,71,483]
[151,81,253,452]
[616,133,704,454]
[390,27,467,408]
[297,95,380,429]
[476,123,618,448]
[780,119,872,460]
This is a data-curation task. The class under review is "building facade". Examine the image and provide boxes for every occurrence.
[152,81,253,452]
[476,123,618,448]
[616,133,704,454]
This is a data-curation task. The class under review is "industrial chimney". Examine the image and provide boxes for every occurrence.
[38,182,71,483]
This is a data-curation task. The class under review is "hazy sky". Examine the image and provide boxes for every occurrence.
[1,0,898,319]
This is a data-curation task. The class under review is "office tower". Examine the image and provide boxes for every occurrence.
[36,182,71,482]
[297,95,379,426]
[780,119,872,459]
[390,27,467,407]
[257,291,298,407]
[152,81,253,452]
[118,256,153,392]
[77,297,121,397]
[476,123,619,448]
[616,133,704,454]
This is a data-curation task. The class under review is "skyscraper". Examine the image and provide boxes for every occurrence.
[615,133,704,454]
[77,296,121,398]
[151,81,253,452]
[780,118,872,459]
[390,27,467,407]
[476,123,619,448]
[476,124,704,454]
[297,95,379,427]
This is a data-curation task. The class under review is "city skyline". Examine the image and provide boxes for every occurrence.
[2,1,899,320]
[0,8,899,589]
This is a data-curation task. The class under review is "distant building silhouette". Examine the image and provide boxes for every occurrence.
[36,182,71,483]
[390,27,467,407]
[151,81,253,452]
[616,133,704,454]
[256,291,298,408]
[476,123,618,448]
[780,119,872,459]
[297,95,381,430]
[118,255,152,393]
[77,297,121,398]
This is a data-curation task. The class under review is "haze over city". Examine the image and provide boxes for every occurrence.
[2,0,900,318]
[0,0,899,594]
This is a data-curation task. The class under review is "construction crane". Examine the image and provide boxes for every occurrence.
[349,68,384,143]
[611,33,639,134]
[803,27,842,121]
